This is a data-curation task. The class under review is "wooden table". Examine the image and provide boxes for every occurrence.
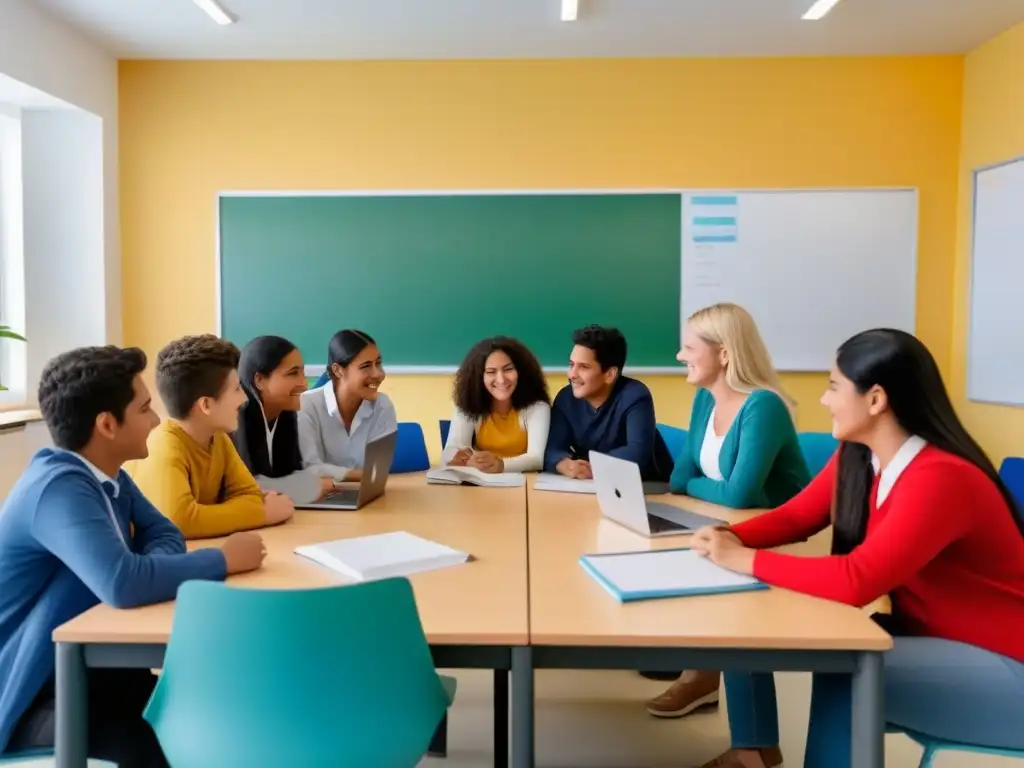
[53,474,530,768]
[522,480,892,768]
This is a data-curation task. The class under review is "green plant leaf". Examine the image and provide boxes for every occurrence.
[0,327,26,341]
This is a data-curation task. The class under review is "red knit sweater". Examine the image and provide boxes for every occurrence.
[731,445,1024,663]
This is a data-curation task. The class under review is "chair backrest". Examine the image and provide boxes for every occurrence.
[145,579,448,768]
[314,371,330,389]
[657,423,688,460]
[798,431,839,477]
[999,457,1024,513]
[391,422,430,473]
[439,419,451,450]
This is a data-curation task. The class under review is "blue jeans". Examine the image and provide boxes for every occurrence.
[725,637,1024,768]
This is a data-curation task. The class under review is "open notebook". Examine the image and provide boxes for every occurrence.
[580,547,767,603]
[427,466,525,488]
[295,531,471,581]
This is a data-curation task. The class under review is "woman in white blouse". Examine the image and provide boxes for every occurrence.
[443,336,550,473]
[298,329,397,485]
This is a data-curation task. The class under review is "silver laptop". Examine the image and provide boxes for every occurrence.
[589,451,724,537]
[297,430,398,511]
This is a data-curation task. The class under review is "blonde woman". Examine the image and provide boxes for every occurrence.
[645,303,811,720]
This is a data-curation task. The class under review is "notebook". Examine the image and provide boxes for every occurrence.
[294,531,471,581]
[534,473,596,494]
[579,547,768,603]
[426,466,525,488]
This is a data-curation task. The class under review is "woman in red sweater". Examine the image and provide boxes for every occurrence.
[691,328,1024,768]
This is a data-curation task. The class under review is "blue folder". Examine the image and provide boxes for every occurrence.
[579,547,769,603]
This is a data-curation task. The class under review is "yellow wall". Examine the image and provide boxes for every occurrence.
[952,21,1024,463]
[119,58,963,457]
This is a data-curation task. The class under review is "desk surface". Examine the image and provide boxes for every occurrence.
[526,481,892,651]
[54,475,528,646]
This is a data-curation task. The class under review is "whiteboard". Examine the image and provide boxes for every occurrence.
[681,190,918,372]
[967,157,1024,405]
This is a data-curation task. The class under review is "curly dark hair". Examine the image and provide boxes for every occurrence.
[572,325,627,372]
[156,335,241,419]
[38,345,148,451]
[453,336,549,418]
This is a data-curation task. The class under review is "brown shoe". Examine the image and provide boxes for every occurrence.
[698,746,784,768]
[645,669,721,718]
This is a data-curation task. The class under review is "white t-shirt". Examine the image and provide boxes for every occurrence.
[699,407,727,481]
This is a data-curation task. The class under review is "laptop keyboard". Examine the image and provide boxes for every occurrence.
[647,514,687,534]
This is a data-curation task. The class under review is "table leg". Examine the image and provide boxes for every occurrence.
[511,646,534,768]
[494,668,509,768]
[55,642,87,768]
[851,651,885,768]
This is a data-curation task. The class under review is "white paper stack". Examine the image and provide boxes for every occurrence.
[295,531,470,581]
[533,473,596,494]
[426,466,525,488]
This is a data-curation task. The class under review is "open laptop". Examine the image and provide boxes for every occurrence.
[297,430,398,511]
[589,451,724,537]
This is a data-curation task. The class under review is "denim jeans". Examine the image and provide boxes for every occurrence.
[723,637,1024,768]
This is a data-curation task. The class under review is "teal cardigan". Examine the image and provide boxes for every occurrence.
[669,388,811,509]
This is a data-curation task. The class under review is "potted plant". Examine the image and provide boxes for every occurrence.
[0,324,25,392]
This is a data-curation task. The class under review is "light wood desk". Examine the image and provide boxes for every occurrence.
[53,474,529,768]
[522,480,892,768]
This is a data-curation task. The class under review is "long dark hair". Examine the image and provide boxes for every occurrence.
[327,330,376,381]
[233,335,302,478]
[453,336,550,418]
[831,329,1023,554]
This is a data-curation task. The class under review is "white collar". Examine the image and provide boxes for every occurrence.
[258,399,278,468]
[68,451,120,498]
[323,382,372,422]
[871,435,927,506]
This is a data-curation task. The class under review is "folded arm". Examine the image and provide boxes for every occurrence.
[543,397,574,472]
[442,410,478,466]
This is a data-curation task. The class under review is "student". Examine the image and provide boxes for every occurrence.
[233,335,334,500]
[544,325,673,482]
[691,329,1024,768]
[647,303,811,719]
[0,345,266,763]
[132,335,295,538]
[298,329,397,483]
[443,336,551,473]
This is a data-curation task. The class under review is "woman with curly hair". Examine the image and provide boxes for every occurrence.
[442,336,551,474]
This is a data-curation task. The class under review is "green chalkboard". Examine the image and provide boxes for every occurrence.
[219,193,682,369]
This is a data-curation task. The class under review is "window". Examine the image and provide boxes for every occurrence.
[0,107,26,405]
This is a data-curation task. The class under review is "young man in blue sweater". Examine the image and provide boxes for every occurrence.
[544,325,673,482]
[0,345,267,764]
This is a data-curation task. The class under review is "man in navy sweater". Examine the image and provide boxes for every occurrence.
[0,345,267,764]
[544,325,673,482]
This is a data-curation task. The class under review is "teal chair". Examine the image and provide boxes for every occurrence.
[798,431,839,476]
[891,726,1024,768]
[657,423,688,460]
[144,579,455,768]
[0,748,54,764]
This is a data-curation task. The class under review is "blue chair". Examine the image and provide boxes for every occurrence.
[391,422,431,473]
[890,726,1024,768]
[439,419,451,450]
[657,423,688,460]
[999,457,1024,511]
[144,579,455,768]
[314,371,329,388]
[798,431,839,476]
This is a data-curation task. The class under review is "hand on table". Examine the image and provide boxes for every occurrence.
[449,448,472,467]
[468,451,504,474]
[221,532,267,574]
[690,526,755,575]
[262,490,295,526]
[556,458,592,480]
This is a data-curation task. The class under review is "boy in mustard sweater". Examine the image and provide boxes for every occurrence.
[132,335,295,538]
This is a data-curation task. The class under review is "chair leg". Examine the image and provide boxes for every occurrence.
[428,712,449,758]
[918,745,935,768]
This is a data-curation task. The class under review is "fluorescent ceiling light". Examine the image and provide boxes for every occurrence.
[192,0,235,25]
[802,0,844,20]
[561,0,578,22]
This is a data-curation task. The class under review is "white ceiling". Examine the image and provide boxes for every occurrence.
[35,0,1024,59]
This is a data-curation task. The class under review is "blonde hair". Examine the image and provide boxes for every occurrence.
[687,302,797,417]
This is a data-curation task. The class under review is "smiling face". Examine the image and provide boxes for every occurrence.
[199,368,249,433]
[483,349,518,404]
[334,343,385,401]
[255,348,307,413]
[821,364,886,442]
[677,322,726,387]
[568,345,615,401]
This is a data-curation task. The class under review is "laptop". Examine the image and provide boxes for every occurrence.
[589,451,724,537]
[297,430,398,511]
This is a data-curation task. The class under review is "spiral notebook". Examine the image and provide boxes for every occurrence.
[579,547,768,603]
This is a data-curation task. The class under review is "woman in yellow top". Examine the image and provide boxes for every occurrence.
[443,336,551,473]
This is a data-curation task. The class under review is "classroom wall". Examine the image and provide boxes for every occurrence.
[119,58,963,453]
[952,20,1024,463]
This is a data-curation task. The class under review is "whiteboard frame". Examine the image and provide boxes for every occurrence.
[966,154,1024,406]
[215,186,918,375]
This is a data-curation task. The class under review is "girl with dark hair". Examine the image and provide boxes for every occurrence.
[297,330,397,486]
[443,337,550,473]
[691,329,1024,768]
[233,336,333,500]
